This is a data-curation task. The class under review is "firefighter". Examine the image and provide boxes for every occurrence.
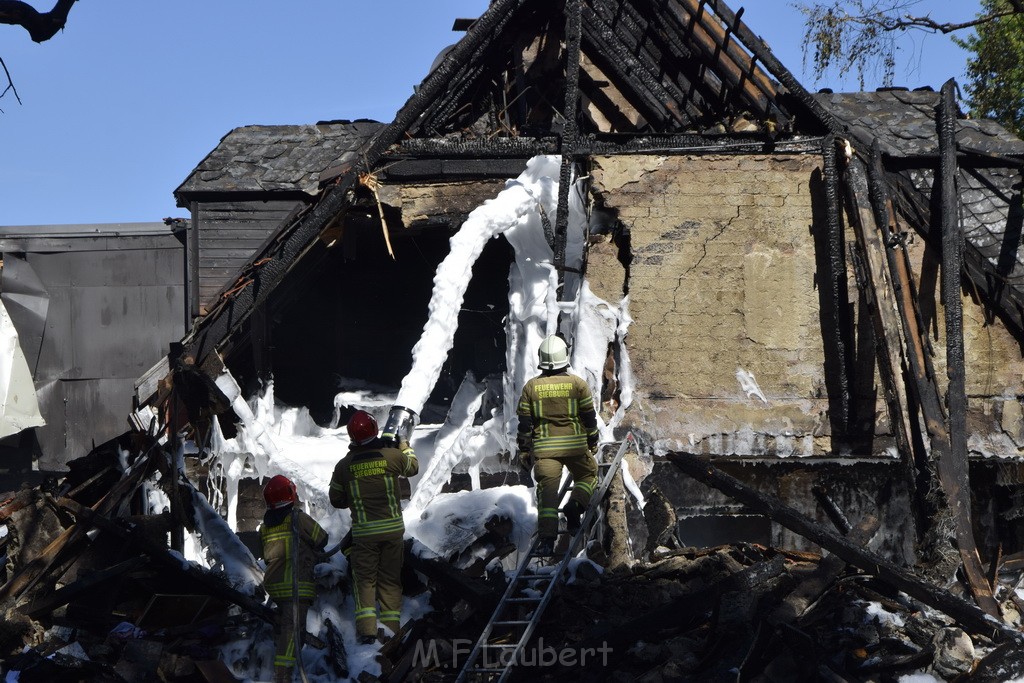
[517,335,599,555]
[259,474,327,683]
[330,410,418,644]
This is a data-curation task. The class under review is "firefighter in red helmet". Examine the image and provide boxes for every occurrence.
[330,410,418,643]
[259,474,327,682]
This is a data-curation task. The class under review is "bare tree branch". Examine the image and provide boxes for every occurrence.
[0,56,21,108]
[0,0,78,43]
[852,7,1021,34]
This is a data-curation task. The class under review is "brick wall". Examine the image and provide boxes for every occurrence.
[592,154,840,457]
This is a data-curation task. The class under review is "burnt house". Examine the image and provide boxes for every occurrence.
[141,0,1024,613]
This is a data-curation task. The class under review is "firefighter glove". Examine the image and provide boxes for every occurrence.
[518,449,534,471]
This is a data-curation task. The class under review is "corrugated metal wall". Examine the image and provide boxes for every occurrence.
[0,224,186,471]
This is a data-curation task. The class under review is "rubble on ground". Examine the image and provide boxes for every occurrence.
[4,433,1024,682]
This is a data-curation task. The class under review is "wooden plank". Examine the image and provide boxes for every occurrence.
[843,158,916,458]
[198,250,266,263]
[57,497,275,624]
[23,556,146,618]
[197,231,276,242]
[667,452,1019,643]
[199,267,244,279]
[197,199,301,213]
[0,452,154,604]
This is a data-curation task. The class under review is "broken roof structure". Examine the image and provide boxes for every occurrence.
[131,0,1024,615]
[6,0,1024,678]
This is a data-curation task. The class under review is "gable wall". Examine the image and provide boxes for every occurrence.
[901,230,1024,460]
[591,153,878,458]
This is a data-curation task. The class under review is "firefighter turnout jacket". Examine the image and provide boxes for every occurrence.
[517,370,599,457]
[330,438,418,540]
[259,506,328,602]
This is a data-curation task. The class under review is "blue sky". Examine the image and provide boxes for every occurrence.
[1,0,979,226]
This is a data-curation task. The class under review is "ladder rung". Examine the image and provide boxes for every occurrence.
[517,573,552,579]
[483,644,519,649]
[506,597,541,603]
[492,620,530,626]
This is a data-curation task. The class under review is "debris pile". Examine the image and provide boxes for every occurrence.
[4,432,1024,682]
[0,434,265,683]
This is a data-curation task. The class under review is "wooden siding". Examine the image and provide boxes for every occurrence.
[193,200,304,314]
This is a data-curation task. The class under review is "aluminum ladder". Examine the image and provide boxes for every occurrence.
[454,432,636,683]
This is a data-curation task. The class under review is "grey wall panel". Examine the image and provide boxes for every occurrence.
[34,378,135,470]
[2,228,187,470]
[36,282,75,380]
[32,379,66,470]
[60,378,136,467]
[69,284,185,378]
[35,247,184,288]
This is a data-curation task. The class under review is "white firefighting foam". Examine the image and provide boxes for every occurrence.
[191,155,635,681]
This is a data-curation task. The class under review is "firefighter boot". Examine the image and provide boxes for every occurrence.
[563,500,584,535]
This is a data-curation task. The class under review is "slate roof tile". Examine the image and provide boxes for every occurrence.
[175,121,383,200]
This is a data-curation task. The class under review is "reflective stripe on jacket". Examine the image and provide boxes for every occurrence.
[329,439,418,541]
[259,506,327,601]
[517,371,598,457]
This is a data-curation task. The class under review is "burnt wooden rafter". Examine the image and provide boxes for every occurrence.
[553,0,583,278]
[821,136,852,436]
[580,2,689,128]
[404,2,531,137]
[864,141,998,617]
[939,80,969,471]
[657,0,784,127]
[699,0,842,135]
[578,66,646,132]
[587,0,708,125]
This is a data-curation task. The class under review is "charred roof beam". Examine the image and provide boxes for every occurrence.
[866,142,999,617]
[698,0,841,134]
[580,5,689,129]
[553,0,583,278]
[590,0,724,126]
[650,0,787,128]
[586,0,705,128]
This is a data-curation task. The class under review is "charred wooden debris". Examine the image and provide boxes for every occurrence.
[6,431,1024,682]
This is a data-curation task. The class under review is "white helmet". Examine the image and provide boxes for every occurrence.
[538,335,569,370]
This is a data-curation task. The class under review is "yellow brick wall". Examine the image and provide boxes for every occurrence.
[592,154,832,456]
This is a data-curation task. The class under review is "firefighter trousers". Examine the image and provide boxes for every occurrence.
[272,597,311,681]
[349,535,405,638]
[533,451,598,538]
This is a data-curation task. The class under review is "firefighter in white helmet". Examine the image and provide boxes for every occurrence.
[517,335,599,555]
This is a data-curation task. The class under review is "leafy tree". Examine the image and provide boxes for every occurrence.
[953,0,1024,137]
[797,1,1024,90]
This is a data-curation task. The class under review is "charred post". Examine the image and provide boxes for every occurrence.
[939,78,970,523]
[553,0,583,281]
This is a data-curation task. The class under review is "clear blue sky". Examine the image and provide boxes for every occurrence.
[0,0,979,226]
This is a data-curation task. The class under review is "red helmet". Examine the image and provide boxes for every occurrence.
[347,410,378,445]
[263,474,298,509]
